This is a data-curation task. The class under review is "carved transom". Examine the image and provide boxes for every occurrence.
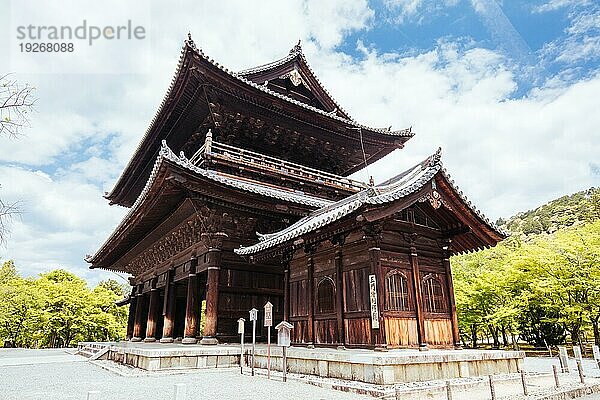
[125,206,257,276]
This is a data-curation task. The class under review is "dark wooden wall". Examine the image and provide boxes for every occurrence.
[288,223,455,348]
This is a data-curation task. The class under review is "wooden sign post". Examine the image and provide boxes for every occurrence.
[264,301,273,379]
[249,308,258,376]
[558,346,570,373]
[368,274,380,329]
[238,317,245,374]
[276,321,293,382]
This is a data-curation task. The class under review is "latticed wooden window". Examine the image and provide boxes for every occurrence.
[385,270,410,311]
[423,275,446,313]
[317,278,335,313]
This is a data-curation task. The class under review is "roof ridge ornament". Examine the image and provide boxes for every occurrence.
[186,32,198,52]
[429,147,442,167]
[289,39,302,55]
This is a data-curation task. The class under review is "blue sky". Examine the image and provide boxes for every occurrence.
[0,0,598,284]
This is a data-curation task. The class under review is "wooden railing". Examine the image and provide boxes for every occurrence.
[190,137,366,192]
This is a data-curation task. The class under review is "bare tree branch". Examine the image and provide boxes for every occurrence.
[0,74,32,242]
[0,74,37,139]
[0,197,21,245]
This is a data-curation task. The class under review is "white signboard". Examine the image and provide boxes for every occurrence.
[249,308,258,322]
[264,301,273,327]
[237,318,245,334]
[593,345,600,362]
[573,345,583,362]
[368,274,380,329]
[276,321,293,347]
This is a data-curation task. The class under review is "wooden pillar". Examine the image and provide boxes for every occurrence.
[202,264,220,344]
[333,235,346,347]
[306,245,315,347]
[443,239,461,348]
[409,243,428,350]
[160,269,176,343]
[365,225,387,350]
[131,285,146,342]
[201,232,226,345]
[282,250,292,321]
[126,288,137,340]
[144,279,160,342]
[182,258,199,344]
[283,268,290,321]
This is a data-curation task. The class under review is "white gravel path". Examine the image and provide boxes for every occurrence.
[0,348,371,400]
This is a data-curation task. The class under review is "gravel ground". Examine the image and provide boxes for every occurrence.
[2,348,600,400]
[0,348,371,400]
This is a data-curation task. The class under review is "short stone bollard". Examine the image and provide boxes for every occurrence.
[574,345,583,363]
[520,369,528,396]
[446,380,453,400]
[593,345,600,368]
[576,361,585,384]
[488,375,497,400]
[553,365,560,388]
[558,346,570,373]
[87,391,100,400]
[173,383,187,400]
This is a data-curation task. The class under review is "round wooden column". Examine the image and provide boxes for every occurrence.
[200,232,227,345]
[144,282,160,342]
[131,287,146,342]
[409,245,428,351]
[126,293,137,340]
[182,259,199,344]
[442,240,461,348]
[201,263,220,345]
[160,270,176,343]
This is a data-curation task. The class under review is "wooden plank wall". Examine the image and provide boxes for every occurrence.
[384,317,418,347]
[425,319,453,346]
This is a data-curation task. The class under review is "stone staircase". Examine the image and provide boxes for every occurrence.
[76,342,113,360]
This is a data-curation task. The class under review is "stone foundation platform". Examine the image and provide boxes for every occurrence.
[98,342,524,385]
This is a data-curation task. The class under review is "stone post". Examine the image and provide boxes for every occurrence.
[182,258,199,344]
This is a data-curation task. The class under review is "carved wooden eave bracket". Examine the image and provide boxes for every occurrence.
[200,232,228,250]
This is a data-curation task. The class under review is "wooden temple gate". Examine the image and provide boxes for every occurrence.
[88,37,503,349]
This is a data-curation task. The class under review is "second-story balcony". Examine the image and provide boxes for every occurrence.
[189,130,368,196]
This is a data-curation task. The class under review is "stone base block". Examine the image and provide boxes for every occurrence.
[181,337,198,344]
[200,337,218,345]
[159,337,174,343]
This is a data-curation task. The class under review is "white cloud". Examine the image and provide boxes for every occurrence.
[533,0,590,13]
[539,3,600,65]
[384,0,423,23]
[0,0,598,285]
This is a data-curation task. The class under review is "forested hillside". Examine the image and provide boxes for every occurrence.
[496,187,600,235]
[0,262,128,348]
[452,187,600,350]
